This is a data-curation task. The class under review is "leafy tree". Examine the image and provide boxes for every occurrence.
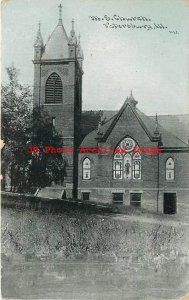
[1,65,67,192]
[1,65,32,191]
[27,107,67,189]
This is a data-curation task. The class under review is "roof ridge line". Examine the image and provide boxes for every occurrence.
[103,113,118,125]
[101,101,128,140]
[101,101,155,142]
[130,106,153,140]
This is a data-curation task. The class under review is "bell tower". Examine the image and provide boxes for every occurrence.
[33,5,84,198]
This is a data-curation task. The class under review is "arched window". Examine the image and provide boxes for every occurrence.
[45,73,63,104]
[113,153,123,179]
[133,152,141,180]
[113,137,141,180]
[82,158,91,180]
[166,157,174,180]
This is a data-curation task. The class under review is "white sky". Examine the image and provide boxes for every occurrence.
[2,0,189,115]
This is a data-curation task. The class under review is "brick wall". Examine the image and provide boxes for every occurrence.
[78,104,189,213]
[33,60,82,198]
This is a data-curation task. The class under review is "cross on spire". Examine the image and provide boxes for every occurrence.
[58,4,63,25]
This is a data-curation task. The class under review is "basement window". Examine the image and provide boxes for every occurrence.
[82,192,90,201]
[113,193,123,204]
[130,193,141,207]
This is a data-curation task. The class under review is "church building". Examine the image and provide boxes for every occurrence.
[33,6,189,214]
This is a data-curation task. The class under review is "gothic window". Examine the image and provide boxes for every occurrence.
[45,73,63,104]
[113,160,123,179]
[113,137,141,180]
[166,157,174,180]
[133,152,141,160]
[133,152,141,179]
[133,160,141,179]
[82,158,91,180]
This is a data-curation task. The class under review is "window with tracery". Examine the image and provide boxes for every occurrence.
[113,137,141,180]
[82,158,91,180]
[166,157,174,180]
[45,73,63,104]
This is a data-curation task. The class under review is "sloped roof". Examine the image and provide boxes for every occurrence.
[42,24,69,60]
[150,114,189,145]
[81,105,189,148]
[81,116,114,148]
[136,109,188,147]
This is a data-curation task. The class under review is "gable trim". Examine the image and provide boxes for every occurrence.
[98,101,154,142]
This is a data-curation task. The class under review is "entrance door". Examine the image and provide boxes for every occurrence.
[163,193,177,214]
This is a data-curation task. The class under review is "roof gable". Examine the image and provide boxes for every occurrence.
[102,102,154,142]
[81,107,189,149]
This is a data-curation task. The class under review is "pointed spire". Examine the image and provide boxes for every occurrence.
[155,113,158,123]
[126,90,138,107]
[76,34,84,67]
[154,113,160,136]
[71,19,75,34]
[58,4,63,25]
[34,21,43,47]
[129,90,135,100]
[76,34,84,57]
[97,116,103,135]
[68,19,77,45]
[78,34,81,44]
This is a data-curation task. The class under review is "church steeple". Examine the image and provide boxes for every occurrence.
[34,22,43,59]
[33,6,84,198]
[41,4,69,60]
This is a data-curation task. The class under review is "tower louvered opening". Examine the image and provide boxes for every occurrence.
[45,73,63,104]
